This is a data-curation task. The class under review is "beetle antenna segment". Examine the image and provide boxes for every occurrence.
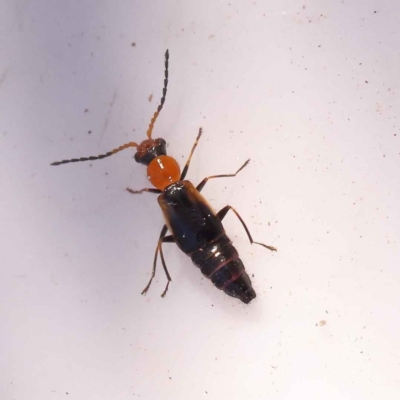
[146,49,169,139]
[51,141,138,166]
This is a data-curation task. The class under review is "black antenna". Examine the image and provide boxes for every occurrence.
[51,141,138,166]
[146,49,169,139]
[51,50,169,166]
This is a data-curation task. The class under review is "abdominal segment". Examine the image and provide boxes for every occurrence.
[190,235,256,304]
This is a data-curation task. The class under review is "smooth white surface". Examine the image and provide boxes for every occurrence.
[1,1,400,399]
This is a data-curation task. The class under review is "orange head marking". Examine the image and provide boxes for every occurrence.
[147,155,180,190]
[134,138,167,166]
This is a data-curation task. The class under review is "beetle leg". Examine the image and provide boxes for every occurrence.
[159,236,174,297]
[141,225,175,296]
[217,206,277,252]
[180,127,203,180]
[126,188,162,194]
[196,159,250,192]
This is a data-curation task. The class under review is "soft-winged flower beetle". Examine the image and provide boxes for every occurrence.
[51,50,277,304]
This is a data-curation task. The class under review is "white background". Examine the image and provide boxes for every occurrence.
[1,1,400,399]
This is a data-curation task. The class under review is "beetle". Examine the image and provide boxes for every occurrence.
[51,50,277,303]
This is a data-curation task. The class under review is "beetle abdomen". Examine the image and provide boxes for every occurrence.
[191,235,256,304]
